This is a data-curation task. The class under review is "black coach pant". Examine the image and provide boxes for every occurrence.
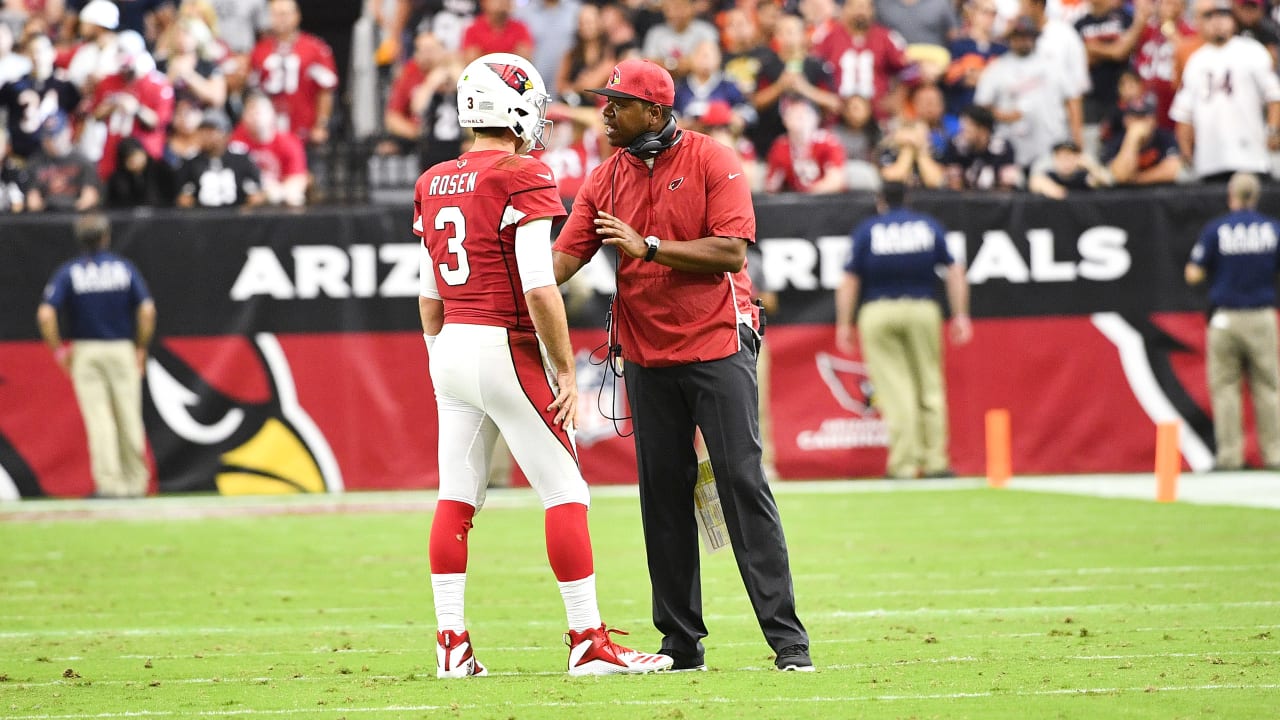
[624,325,809,658]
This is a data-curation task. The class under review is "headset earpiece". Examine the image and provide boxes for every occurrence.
[626,114,679,158]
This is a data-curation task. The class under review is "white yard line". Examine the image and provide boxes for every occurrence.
[5,600,1279,640]
[2,472,1275,523]
[6,684,1280,719]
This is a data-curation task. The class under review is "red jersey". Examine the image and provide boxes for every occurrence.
[554,131,758,368]
[1134,20,1196,129]
[532,128,601,203]
[387,60,427,131]
[813,23,907,107]
[412,150,566,330]
[89,71,175,179]
[460,16,534,57]
[228,125,308,183]
[763,130,846,193]
[249,32,338,139]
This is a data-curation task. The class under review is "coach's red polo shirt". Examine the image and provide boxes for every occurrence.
[554,130,759,368]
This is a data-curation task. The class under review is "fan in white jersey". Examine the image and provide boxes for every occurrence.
[415,52,673,679]
[1169,0,1280,180]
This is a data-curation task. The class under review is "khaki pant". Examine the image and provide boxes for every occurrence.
[1207,308,1280,469]
[70,340,149,497]
[858,299,949,478]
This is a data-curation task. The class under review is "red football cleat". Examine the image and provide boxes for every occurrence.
[564,625,674,676]
[436,629,488,678]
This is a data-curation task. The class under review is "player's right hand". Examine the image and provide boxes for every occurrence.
[548,370,578,430]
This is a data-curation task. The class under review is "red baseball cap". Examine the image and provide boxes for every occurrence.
[588,59,675,107]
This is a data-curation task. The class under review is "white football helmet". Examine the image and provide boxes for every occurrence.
[457,53,550,154]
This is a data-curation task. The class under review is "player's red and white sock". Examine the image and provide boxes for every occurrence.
[545,503,601,631]
[558,574,602,631]
[431,574,467,633]
[430,499,475,574]
[430,500,476,633]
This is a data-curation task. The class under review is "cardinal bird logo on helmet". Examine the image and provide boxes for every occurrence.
[486,62,533,93]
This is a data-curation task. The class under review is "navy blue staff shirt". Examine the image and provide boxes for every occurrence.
[42,250,152,341]
[846,208,954,302]
[1189,209,1280,309]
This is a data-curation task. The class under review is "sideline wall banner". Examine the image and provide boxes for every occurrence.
[1,189,1276,497]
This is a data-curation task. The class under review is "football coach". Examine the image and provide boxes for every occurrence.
[551,59,812,672]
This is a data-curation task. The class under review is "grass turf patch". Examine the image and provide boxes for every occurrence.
[1,487,1277,719]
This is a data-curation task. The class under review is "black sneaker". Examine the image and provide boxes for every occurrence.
[656,649,706,672]
[774,644,814,672]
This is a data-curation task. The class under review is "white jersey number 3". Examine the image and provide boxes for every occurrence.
[435,205,470,286]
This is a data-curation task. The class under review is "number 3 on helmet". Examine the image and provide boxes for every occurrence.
[456,53,551,155]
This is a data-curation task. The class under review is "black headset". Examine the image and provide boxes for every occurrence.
[626,114,679,158]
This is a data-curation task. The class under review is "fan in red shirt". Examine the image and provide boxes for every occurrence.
[382,30,465,167]
[812,0,909,118]
[532,104,602,203]
[248,0,338,145]
[1133,0,1196,129]
[764,96,847,193]
[460,0,533,64]
[87,40,175,181]
[229,91,308,206]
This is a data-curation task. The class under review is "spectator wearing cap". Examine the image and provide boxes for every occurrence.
[66,0,121,92]
[176,110,264,208]
[1028,139,1111,197]
[641,0,720,81]
[1170,1,1280,181]
[940,104,1021,189]
[1100,93,1183,184]
[944,0,1006,120]
[750,13,840,158]
[67,0,172,37]
[1174,0,1216,89]
[1018,0,1088,146]
[229,91,308,206]
[765,95,847,193]
[0,34,81,161]
[86,33,175,180]
[697,99,762,190]
[1234,0,1280,67]
[974,16,1078,167]
[1075,0,1152,125]
[673,40,757,133]
[248,0,338,146]
[25,111,101,212]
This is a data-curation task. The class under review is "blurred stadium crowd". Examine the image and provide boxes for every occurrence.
[2,0,1278,212]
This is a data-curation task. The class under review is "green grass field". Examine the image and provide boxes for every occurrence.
[2,484,1278,720]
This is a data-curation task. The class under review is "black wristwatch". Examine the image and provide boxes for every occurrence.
[643,235,661,262]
